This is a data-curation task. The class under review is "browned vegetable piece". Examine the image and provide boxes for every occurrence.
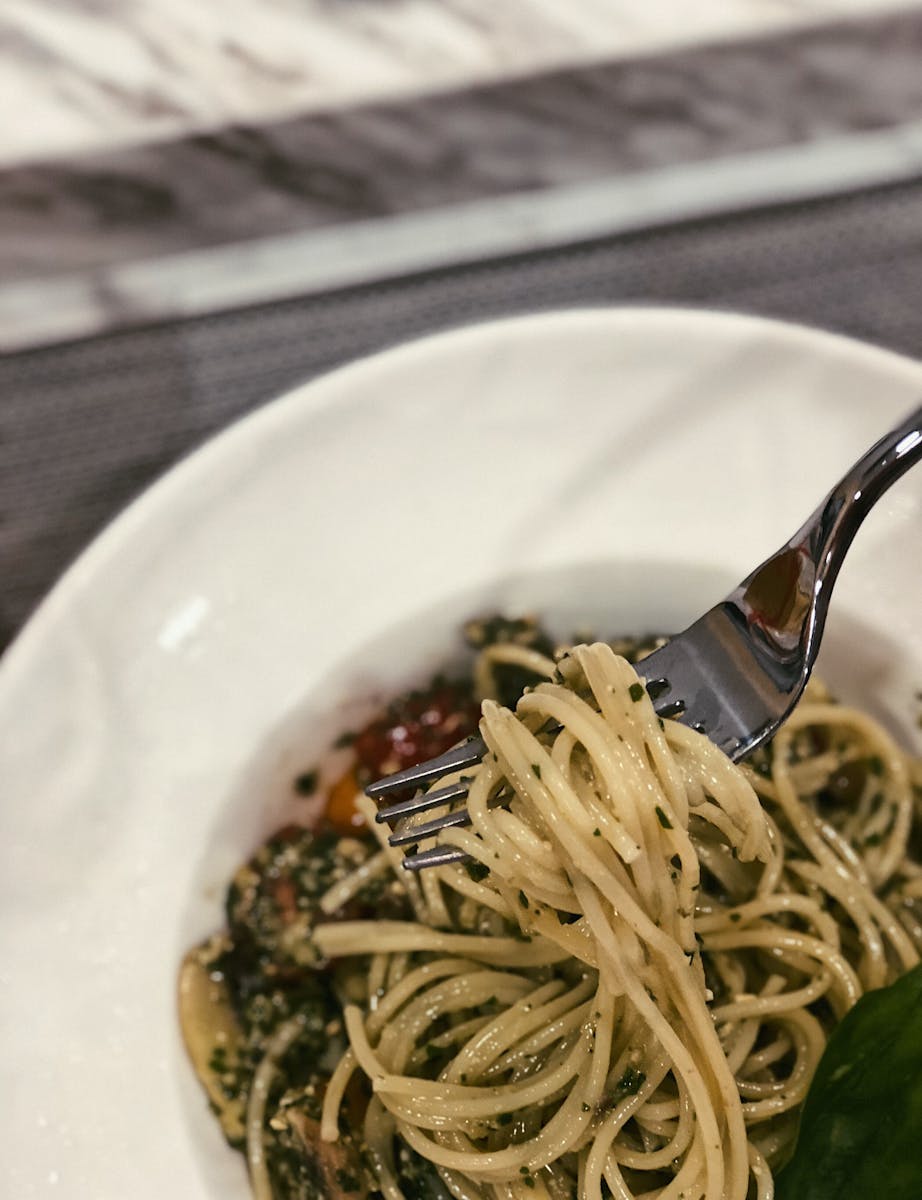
[286,1110,369,1197]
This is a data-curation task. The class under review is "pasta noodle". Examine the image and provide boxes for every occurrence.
[181,631,922,1200]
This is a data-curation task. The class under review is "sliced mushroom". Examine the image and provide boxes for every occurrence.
[178,936,247,1144]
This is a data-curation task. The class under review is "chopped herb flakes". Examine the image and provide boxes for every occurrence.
[335,1168,361,1192]
[293,770,318,796]
[617,1067,646,1096]
[655,806,673,830]
[629,682,645,703]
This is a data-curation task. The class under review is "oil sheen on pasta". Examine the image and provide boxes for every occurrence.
[180,619,922,1200]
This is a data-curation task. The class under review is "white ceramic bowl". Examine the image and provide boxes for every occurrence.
[2,308,921,1199]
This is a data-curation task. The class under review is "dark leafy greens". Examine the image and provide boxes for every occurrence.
[776,962,922,1200]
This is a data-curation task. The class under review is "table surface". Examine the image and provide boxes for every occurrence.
[1,0,914,165]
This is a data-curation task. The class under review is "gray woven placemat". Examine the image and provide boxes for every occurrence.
[3,177,922,645]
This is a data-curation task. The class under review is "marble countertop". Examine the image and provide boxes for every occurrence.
[1,0,916,165]
[4,0,922,353]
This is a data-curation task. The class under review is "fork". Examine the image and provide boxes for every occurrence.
[368,404,922,870]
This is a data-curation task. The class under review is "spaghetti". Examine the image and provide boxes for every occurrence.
[181,631,922,1200]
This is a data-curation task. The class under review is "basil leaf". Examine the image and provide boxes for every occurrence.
[776,962,922,1200]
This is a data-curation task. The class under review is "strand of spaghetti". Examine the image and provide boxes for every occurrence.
[485,980,597,1072]
[367,953,390,1003]
[320,1048,357,1142]
[721,1015,762,1077]
[578,647,691,832]
[313,921,570,965]
[739,1031,794,1077]
[474,644,557,701]
[781,702,913,885]
[753,809,786,898]
[663,719,772,863]
[436,1165,488,1200]
[245,1012,308,1200]
[770,711,892,884]
[702,928,861,1010]
[374,1039,590,1124]
[738,1010,822,1103]
[613,1078,696,1172]
[634,1136,707,1200]
[712,972,831,1022]
[421,846,453,928]
[470,700,643,892]
[415,1014,492,1057]
[355,792,428,922]
[394,1076,597,1182]
[377,973,535,1072]
[492,801,585,878]
[461,807,574,901]
[786,859,888,989]
[695,893,840,944]
[441,980,578,1082]
[507,690,665,904]
[818,814,874,889]
[594,1069,700,1197]
[319,849,391,915]
[747,1143,774,1200]
[365,958,475,1038]
[789,859,919,973]
[739,1010,825,1120]
[437,865,517,918]
[363,1096,404,1200]
[386,951,410,991]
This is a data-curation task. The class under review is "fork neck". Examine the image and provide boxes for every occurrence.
[732,404,922,661]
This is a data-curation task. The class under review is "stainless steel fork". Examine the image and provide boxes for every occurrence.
[368,404,922,870]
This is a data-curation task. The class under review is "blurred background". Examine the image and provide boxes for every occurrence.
[2,0,922,647]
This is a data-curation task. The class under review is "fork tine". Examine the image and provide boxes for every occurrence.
[375,779,469,825]
[389,806,472,846]
[403,843,469,871]
[365,736,486,799]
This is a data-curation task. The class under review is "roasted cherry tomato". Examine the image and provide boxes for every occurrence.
[352,679,480,783]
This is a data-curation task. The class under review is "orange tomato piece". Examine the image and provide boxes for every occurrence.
[325,767,366,834]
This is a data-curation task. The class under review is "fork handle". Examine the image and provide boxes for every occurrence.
[734,404,922,659]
